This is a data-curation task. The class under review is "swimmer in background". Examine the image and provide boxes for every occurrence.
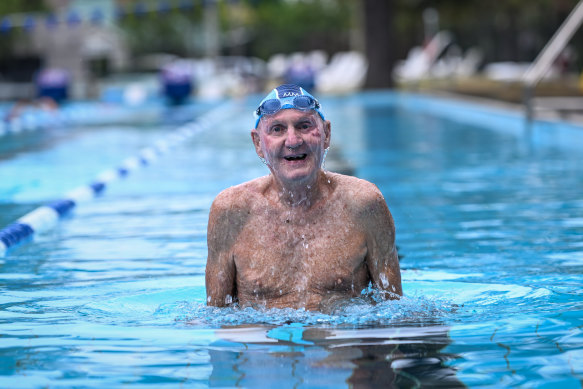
[4,96,58,121]
[205,84,402,312]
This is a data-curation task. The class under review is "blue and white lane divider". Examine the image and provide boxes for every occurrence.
[0,102,162,136]
[0,102,235,257]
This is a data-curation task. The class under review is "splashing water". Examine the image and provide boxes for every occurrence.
[155,288,455,328]
[321,146,329,170]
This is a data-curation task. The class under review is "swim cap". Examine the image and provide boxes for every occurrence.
[254,84,325,128]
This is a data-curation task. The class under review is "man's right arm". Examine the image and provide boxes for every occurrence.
[205,191,248,307]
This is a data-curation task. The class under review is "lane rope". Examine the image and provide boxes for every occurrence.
[0,101,235,257]
[1,102,162,137]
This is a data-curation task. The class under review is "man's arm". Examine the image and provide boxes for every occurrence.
[205,191,248,307]
[360,186,402,298]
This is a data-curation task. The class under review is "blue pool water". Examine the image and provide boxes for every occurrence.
[1,92,582,388]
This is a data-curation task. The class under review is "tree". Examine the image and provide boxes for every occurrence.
[363,0,395,88]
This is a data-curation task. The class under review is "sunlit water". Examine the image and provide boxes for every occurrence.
[1,93,582,388]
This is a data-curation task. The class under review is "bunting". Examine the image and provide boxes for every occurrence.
[0,0,237,34]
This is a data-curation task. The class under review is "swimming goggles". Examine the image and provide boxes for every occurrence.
[255,95,321,117]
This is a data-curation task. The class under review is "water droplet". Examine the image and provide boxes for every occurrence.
[380,273,390,289]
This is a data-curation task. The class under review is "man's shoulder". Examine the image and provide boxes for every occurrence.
[208,179,269,244]
[329,172,384,203]
[212,176,269,210]
[329,173,393,230]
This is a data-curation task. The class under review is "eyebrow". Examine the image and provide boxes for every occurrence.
[266,114,317,128]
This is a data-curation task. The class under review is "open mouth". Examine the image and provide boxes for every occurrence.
[284,154,307,161]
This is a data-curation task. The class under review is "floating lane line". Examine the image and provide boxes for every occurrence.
[0,101,234,257]
[0,102,162,137]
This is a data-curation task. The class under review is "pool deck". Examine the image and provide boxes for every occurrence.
[397,77,583,127]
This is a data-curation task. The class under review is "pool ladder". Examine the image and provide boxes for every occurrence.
[522,0,583,122]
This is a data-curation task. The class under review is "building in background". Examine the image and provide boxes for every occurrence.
[25,0,127,99]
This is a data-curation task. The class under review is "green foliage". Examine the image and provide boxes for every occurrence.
[2,0,583,73]
[392,0,583,67]
[0,1,47,58]
[246,0,353,60]
[0,0,46,16]
[119,7,204,58]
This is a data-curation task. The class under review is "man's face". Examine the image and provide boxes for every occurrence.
[251,109,331,185]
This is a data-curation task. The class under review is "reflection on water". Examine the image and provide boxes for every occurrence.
[208,324,465,388]
[166,290,464,388]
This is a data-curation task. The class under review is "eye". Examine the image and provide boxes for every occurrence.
[268,125,284,135]
[298,121,313,131]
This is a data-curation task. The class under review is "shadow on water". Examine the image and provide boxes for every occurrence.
[207,323,466,388]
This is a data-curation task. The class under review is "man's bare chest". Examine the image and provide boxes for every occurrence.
[231,210,369,298]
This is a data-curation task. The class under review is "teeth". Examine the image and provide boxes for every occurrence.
[285,154,307,161]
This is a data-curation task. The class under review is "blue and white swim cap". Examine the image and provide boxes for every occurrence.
[254,84,325,128]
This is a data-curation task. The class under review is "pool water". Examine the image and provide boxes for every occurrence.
[1,92,582,388]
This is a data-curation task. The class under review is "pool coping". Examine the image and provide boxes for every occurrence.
[414,89,583,126]
[347,89,583,151]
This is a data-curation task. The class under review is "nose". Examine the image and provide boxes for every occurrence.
[285,127,303,149]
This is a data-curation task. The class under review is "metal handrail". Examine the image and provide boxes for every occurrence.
[523,0,583,121]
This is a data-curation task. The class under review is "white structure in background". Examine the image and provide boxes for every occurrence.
[393,31,453,81]
[266,50,330,85]
[193,56,267,99]
[431,46,484,78]
[393,31,484,81]
[454,48,484,77]
[483,62,535,81]
[306,50,329,74]
[196,58,245,99]
[266,50,367,94]
[316,51,368,93]
[267,54,290,80]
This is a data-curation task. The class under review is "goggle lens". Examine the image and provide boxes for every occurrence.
[257,99,282,116]
[293,95,315,109]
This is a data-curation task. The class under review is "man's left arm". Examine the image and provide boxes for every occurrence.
[361,188,402,298]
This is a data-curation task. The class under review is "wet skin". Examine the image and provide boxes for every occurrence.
[205,109,402,311]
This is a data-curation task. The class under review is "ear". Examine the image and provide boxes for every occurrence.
[250,128,265,158]
[323,120,331,149]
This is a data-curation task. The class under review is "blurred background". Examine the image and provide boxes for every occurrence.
[1,0,582,106]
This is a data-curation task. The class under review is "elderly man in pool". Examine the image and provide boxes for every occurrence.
[205,84,402,312]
